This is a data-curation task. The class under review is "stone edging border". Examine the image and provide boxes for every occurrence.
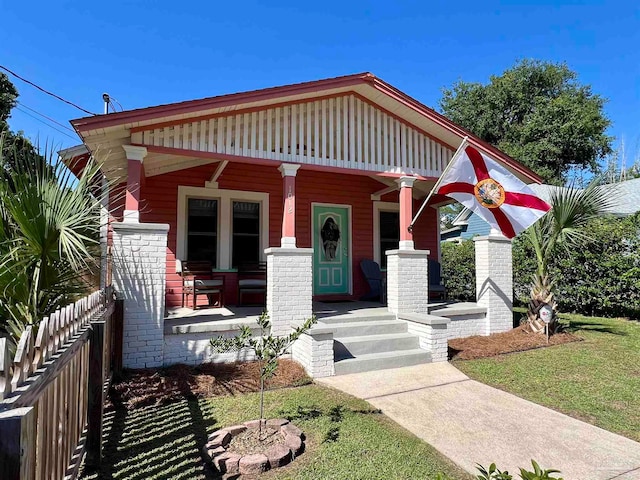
[202,418,305,476]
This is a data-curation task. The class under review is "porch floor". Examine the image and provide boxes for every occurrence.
[164,300,484,335]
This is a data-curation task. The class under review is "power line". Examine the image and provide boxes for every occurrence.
[16,101,76,133]
[14,105,78,141]
[0,65,96,116]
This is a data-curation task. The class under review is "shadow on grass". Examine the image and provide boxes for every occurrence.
[81,385,220,480]
[276,403,382,446]
[565,320,627,336]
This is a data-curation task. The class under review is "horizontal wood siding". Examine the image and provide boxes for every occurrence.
[135,164,440,307]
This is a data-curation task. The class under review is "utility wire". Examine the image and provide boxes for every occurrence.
[16,101,76,133]
[0,65,96,116]
[14,105,78,141]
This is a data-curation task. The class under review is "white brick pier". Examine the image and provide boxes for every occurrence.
[112,222,169,369]
[474,232,513,334]
[265,247,314,336]
[386,249,430,315]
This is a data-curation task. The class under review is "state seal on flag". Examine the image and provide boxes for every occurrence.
[474,178,505,209]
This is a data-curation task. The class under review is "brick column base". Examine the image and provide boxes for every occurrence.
[112,222,169,368]
[265,247,313,337]
[474,233,513,334]
[291,330,335,378]
[386,249,430,315]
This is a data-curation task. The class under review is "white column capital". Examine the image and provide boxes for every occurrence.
[122,145,148,162]
[278,163,301,177]
[396,175,417,189]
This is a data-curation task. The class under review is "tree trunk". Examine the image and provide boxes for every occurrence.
[527,274,558,333]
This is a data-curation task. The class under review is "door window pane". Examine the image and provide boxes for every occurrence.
[232,201,260,267]
[187,198,218,265]
[380,211,399,269]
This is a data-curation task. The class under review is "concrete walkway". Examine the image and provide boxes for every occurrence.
[318,363,640,480]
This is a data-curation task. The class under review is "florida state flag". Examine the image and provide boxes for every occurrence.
[437,142,550,238]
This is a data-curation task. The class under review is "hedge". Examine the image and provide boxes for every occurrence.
[442,213,640,319]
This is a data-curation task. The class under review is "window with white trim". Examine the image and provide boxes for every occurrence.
[177,186,269,271]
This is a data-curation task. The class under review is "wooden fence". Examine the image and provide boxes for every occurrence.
[0,287,123,480]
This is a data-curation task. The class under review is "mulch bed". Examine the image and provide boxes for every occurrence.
[449,325,581,360]
[109,359,311,409]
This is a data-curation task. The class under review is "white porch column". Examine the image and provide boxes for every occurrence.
[122,145,147,223]
[386,249,430,315]
[474,230,513,334]
[265,247,313,337]
[112,221,169,368]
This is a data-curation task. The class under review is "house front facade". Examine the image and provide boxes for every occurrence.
[66,73,541,375]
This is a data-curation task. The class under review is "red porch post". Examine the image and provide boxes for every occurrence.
[397,176,417,250]
[278,163,301,247]
[122,145,147,223]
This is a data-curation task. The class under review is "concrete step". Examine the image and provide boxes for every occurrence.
[334,333,419,358]
[334,349,432,375]
[318,313,396,324]
[321,319,407,338]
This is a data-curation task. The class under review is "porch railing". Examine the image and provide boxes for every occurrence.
[0,286,123,480]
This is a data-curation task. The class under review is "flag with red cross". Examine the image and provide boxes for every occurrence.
[437,142,551,238]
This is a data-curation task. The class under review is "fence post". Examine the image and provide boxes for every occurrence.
[112,297,124,377]
[85,320,105,470]
[0,406,36,480]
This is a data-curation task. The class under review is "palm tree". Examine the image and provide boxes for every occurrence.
[524,179,615,333]
[0,137,106,343]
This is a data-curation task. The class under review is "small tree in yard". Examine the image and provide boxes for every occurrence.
[210,312,316,437]
[523,179,615,333]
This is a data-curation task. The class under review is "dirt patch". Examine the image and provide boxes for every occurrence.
[228,426,284,455]
[109,359,311,409]
[449,325,581,360]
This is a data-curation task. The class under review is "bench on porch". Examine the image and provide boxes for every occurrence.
[180,260,225,309]
[237,261,267,306]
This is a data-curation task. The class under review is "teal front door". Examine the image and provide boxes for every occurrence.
[313,205,350,295]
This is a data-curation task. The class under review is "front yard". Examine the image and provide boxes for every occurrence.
[455,311,640,442]
[81,363,470,480]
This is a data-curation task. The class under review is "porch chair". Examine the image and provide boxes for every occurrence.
[428,259,446,301]
[180,260,225,309]
[237,261,267,306]
[360,259,386,304]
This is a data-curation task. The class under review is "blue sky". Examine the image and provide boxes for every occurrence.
[2,0,638,166]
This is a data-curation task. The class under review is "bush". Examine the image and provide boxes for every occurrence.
[513,213,640,318]
[441,240,476,301]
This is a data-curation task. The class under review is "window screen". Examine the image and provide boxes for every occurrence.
[232,201,260,268]
[379,210,399,269]
[187,198,218,265]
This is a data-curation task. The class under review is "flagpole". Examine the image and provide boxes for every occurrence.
[408,136,469,232]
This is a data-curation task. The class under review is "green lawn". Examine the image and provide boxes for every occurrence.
[455,311,640,442]
[81,384,470,480]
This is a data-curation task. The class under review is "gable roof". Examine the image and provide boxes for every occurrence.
[68,73,542,183]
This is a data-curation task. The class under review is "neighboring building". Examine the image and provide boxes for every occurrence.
[64,73,541,375]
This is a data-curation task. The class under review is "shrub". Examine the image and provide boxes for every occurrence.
[441,240,476,302]
[513,213,640,318]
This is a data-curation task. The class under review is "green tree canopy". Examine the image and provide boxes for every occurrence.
[0,72,42,173]
[440,59,613,184]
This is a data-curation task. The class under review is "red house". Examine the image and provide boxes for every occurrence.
[66,73,540,376]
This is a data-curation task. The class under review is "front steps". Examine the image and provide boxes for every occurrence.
[318,312,431,375]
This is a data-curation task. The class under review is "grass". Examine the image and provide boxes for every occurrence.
[81,384,471,480]
[455,310,640,442]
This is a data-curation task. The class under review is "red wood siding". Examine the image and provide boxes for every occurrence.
[123,162,440,308]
